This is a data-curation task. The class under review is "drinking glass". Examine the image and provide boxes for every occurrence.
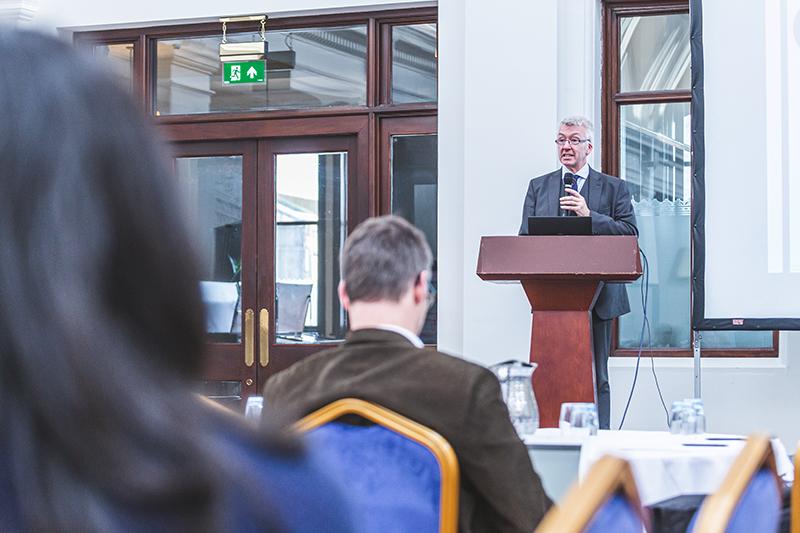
[670,398,706,434]
[670,400,689,434]
[244,395,263,421]
[690,399,706,433]
[559,402,599,436]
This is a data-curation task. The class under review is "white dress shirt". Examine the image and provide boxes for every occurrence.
[374,324,424,348]
[561,163,590,193]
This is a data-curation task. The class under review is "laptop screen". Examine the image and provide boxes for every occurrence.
[527,216,592,236]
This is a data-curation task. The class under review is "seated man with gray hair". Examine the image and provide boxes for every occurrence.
[263,215,551,533]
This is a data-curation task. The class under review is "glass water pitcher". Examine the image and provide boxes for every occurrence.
[489,360,539,441]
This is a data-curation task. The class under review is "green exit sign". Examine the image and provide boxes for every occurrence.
[223,61,266,84]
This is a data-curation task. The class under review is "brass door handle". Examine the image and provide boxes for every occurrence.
[259,308,270,367]
[244,309,255,367]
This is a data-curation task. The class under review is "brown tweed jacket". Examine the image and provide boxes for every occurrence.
[263,328,552,533]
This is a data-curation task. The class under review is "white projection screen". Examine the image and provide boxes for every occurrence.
[692,0,800,329]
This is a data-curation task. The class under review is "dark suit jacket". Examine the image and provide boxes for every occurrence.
[263,329,552,533]
[518,167,638,319]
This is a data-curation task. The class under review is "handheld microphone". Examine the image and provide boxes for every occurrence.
[561,173,575,217]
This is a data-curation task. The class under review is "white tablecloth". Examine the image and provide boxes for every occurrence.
[530,429,793,506]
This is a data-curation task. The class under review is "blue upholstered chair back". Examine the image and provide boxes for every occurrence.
[535,455,647,533]
[687,435,782,533]
[688,468,781,533]
[308,421,442,533]
[583,493,644,533]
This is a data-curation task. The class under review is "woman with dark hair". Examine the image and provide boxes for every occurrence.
[0,30,354,532]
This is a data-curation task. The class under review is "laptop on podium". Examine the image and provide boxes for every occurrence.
[527,216,592,236]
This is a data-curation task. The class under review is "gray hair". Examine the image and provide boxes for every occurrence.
[559,115,594,142]
[341,215,433,303]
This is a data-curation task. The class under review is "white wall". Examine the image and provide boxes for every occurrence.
[26,0,427,30]
[436,0,465,354]
[438,0,593,366]
[438,0,800,452]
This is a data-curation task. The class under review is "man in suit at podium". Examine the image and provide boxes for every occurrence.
[518,116,637,429]
[265,216,551,532]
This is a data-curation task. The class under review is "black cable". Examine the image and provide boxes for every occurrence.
[640,250,670,429]
[618,249,671,430]
[649,344,670,427]
[616,251,647,428]
[617,248,649,429]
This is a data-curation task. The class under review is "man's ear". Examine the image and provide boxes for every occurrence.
[338,280,351,310]
[413,270,429,305]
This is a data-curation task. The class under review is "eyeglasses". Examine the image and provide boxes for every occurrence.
[555,138,590,146]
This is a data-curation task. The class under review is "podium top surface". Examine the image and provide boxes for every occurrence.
[476,235,642,282]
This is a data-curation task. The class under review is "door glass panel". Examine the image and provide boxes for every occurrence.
[200,380,242,408]
[620,14,690,92]
[618,102,691,349]
[175,156,243,344]
[93,42,134,94]
[392,24,437,103]
[155,25,367,115]
[391,134,437,344]
[275,152,347,343]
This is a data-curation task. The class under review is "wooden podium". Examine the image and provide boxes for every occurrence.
[476,236,641,427]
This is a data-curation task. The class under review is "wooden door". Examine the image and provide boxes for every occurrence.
[256,135,361,388]
[172,141,258,406]
[379,115,437,344]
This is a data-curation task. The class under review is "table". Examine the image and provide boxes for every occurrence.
[526,431,582,501]
[527,429,793,505]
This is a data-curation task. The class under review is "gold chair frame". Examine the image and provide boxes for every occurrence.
[535,455,649,533]
[294,398,460,533]
[790,441,798,533]
[692,434,782,533]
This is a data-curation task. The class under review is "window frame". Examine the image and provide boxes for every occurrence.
[74,7,439,369]
[378,116,438,345]
[73,6,437,238]
[83,36,146,108]
[73,7,438,122]
[383,21,439,105]
[602,0,778,357]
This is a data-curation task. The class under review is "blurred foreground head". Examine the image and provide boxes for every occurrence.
[0,30,223,531]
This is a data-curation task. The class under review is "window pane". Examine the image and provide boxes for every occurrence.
[391,134,437,344]
[620,14,690,92]
[175,156,243,344]
[616,103,774,352]
[93,43,134,94]
[392,24,437,103]
[618,103,691,349]
[701,330,774,350]
[275,152,347,344]
[155,26,367,115]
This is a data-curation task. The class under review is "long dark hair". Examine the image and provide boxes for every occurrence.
[0,30,265,531]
